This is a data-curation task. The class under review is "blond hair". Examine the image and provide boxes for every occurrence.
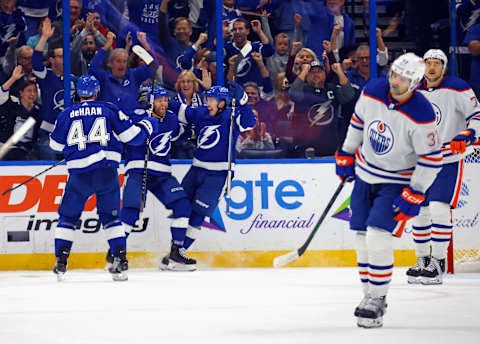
[175,70,199,93]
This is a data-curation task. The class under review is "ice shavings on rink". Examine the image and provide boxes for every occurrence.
[0,267,479,344]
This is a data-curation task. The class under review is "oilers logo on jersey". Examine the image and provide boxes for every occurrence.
[197,125,221,149]
[307,101,334,127]
[430,102,442,126]
[149,131,173,156]
[368,120,394,155]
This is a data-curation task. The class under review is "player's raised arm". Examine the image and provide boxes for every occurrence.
[227,81,256,132]
[107,103,157,146]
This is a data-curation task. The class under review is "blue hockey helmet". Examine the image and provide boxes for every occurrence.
[148,85,169,99]
[205,86,229,103]
[76,75,100,97]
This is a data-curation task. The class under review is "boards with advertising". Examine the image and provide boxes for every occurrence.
[0,160,479,270]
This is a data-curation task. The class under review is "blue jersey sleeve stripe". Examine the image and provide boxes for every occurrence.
[422,150,442,157]
[350,123,363,131]
[357,164,411,182]
[466,111,480,121]
[417,161,442,168]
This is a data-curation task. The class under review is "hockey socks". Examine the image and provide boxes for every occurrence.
[411,206,431,258]
[366,227,393,297]
[430,202,452,260]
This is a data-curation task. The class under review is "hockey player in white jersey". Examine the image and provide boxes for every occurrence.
[335,53,443,328]
[49,75,154,281]
[406,49,480,284]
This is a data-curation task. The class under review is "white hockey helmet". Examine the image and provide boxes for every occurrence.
[389,53,425,92]
[423,49,448,71]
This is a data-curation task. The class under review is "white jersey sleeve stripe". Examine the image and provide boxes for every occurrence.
[32,67,47,79]
[66,150,121,170]
[117,125,141,143]
[178,104,187,123]
[236,113,254,132]
[49,137,65,151]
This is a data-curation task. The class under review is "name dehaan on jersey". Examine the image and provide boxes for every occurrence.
[49,101,148,174]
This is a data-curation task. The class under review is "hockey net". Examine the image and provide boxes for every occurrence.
[448,143,480,273]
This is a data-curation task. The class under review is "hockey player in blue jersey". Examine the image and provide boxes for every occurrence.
[113,85,196,271]
[335,53,443,328]
[406,49,480,284]
[161,82,256,269]
[49,75,154,282]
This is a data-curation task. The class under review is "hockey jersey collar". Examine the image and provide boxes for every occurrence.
[387,89,414,110]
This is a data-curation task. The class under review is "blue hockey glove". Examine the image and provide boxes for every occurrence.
[335,150,355,182]
[392,186,425,222]
[450,129,476,155]
[136,117,157,137]
[227,81,248,106]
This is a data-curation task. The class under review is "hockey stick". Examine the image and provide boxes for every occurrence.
[132,45,156,213]
[225,98,235,215]
[0,117,36,160]
[2,158,66,196]
[273,178,347,268]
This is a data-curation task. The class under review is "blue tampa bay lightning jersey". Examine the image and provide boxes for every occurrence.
[49,101,148,174]
[124,109,185,175]
[32,50,77,133]
[175,102,256,172]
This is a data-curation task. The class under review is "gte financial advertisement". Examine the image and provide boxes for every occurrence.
[0,162,479,255]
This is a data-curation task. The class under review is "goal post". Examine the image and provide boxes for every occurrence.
[448,143,480,273]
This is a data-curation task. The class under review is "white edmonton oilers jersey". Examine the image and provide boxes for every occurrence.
[342,78,443,193]
[417,76,480,163]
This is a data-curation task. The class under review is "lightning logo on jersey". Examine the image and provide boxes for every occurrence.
[308,101,334,127]
[198,125,221,149]
[149,131,172,156]
[368,120,394,155]
[236,59,252,78]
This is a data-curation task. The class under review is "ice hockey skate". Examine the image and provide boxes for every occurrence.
[53,249,69,282]
[421,257,445,285]
[108,247,128,281]
[406,256,430,284]
[355,295,387,328]
[104,248,114,271]
[159,244,196,271]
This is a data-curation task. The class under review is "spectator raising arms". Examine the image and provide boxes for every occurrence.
[32,17,76,160]
[224,18,274,86]
[158,0,194,67]
[0,0,27,76]
[288,60,355,157]
[0,65,40,160]
[88,31,157,114]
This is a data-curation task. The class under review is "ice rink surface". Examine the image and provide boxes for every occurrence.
[0,267,479,344]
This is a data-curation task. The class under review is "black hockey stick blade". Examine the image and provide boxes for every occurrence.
[273,178,347,268]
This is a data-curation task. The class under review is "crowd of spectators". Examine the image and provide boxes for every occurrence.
[1,0,480,161]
